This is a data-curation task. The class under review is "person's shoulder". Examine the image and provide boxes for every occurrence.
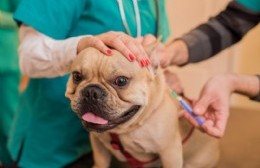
[235,0,260,12]
[14,0,87,39]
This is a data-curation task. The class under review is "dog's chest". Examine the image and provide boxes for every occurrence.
[121,135,154,153]
[98,132,158,162]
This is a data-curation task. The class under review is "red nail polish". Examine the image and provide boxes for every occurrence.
[144,60,148,66]
[140,60,145,67]
[139,61,143,67]
[107,49,113,55]
[129,54,135,61]
[146,59,150,66]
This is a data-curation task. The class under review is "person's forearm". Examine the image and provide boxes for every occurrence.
[230,74,260,101]
[19,25,88,78]
[181,1,260,63]
[0,10,17,29]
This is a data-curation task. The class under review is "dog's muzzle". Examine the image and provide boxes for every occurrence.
[77,85,141,132]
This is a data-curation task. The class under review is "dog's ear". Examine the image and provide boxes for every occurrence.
[144,36,162,75]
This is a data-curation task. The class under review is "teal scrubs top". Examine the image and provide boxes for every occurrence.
[236,0,260,12]
[0,0,19,73]
[10,0,170,168]
[0,0,20,165]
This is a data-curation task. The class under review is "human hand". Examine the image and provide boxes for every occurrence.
[77,31,150,67]
[160,40,189,67]
[183,75,234,138]
[137,35,184,93]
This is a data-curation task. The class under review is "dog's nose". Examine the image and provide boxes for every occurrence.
[82,85,106,101]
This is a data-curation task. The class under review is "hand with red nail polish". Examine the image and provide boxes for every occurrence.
[138,34,167,68]
[77,31,149,64]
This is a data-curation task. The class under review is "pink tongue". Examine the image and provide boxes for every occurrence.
[82,112,108,125]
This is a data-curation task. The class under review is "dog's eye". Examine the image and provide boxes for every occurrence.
[114,76,128,87]
[72,71,83,84]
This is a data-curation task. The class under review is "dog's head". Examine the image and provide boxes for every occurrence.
[66,45,166,132]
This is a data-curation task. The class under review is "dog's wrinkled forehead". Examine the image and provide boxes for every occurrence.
[72,47,143,78]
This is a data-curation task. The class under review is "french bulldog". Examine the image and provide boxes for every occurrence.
[65,45,219,168]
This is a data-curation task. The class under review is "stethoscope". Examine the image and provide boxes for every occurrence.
[117,0,160,37]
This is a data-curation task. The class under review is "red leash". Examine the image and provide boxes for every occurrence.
[182,126,195,144]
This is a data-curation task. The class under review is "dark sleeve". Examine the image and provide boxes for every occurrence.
[250,75,260,102]
[180,1,260,63]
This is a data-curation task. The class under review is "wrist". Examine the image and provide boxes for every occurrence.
[229,74,260,98]
[250,75,260,101]
[227,73,239,93]
[167,40,189,65]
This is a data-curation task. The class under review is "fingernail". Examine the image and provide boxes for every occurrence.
[129,54,135,62]
[193,106,201,114]
[140,60,145,67]
[142,59,147,66]
[193,107,200,114]
[107,49,113,55]
[145,59,150,66]
[193,105,200,112]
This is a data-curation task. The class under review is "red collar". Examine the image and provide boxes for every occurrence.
[110,133,158,168]
[109,125,194,168]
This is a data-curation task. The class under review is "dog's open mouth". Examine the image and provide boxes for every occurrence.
[81,105,141,132]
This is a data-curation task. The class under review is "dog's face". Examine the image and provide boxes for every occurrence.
[66,47,163,132]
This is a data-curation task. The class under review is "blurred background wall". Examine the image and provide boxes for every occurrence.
[166,0,260,167]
